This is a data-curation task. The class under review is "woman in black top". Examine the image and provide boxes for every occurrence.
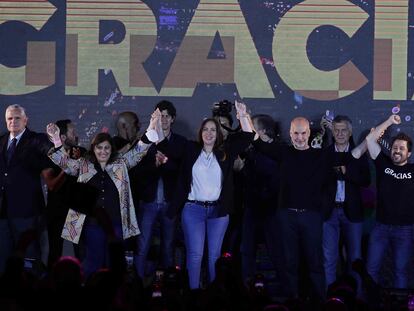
[46,110,164,276]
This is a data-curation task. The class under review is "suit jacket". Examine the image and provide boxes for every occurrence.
[130,132,187,204]
[0,128,52,218]
[169,132,254,218]
[322,144,371,222]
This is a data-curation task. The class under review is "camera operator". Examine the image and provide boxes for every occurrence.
[212,100,245,262]
[212,100,240,141]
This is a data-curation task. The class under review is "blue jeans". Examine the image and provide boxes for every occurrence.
[82,222,123,278]
[135,201,176,278]
[366,222,413,289]
[0,216,43,274]
[181,202,229,289]
[323,208,362,287]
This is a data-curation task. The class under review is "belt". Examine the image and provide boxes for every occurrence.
[287,208,307,213]
[335,202,345,208]
[187,200,219,207]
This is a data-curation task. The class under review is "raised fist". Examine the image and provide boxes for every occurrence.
[388,114,401,125]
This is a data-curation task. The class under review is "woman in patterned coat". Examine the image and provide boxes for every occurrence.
[46,110,164,276]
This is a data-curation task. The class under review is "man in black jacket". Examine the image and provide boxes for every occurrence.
[133,100,187,278]
[322,115,371,288]
[0,104,53,273]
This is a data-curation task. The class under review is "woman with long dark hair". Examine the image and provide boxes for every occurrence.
[46,110,164,276]
[169,102,254,289]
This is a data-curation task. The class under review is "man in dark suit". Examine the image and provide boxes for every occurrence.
[132,100,187,278]
[0,104,53,273]
[322,115,371,288]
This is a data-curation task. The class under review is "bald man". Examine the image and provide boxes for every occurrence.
[113,111,141,152]
[253,116,363,305]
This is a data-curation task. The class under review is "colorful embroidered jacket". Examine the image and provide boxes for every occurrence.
[49,141,150,243]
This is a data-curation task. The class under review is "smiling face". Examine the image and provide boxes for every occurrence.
[391,139,411,166]
[201,120,218,148]
[5,107,28,137]
[94,140,112,164]
[290,117,310,150]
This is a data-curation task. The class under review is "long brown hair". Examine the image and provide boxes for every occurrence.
[197,118,226,160]
[87,132,117,164]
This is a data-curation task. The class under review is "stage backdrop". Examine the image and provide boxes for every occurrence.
[1,0,414,145]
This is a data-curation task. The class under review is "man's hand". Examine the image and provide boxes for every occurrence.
[155,151,168,167]
[46,123,62,148]
[148,108,161,131]
[334,166,346,175]
[46,123,60,138]
[321,115,333,131]
[235,100,248,119]
[233,156,245,172]
[147,108,165,143]
[235,100,254,133]
[388,114,401,125]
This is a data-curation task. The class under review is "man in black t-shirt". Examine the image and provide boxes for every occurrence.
[253,117,366,303]
[365,114,414,289]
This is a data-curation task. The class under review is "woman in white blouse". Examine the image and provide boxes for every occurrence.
[169,102,254,289]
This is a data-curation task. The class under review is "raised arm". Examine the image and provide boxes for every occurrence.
[122,109,164,169]
[351,139,368,159]
[235,100,253,133]
[46,123,81,176]
[46,123,62,149]
[366,114,400,160]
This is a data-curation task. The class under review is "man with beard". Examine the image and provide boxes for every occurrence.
[365,114,414,289]
[43,119,86,268]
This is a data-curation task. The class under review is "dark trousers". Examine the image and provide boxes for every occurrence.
[47,212,82,269]
[47,216,65,268]
[240,206,281,282]
[82,222,123,278]
[276,208,325,300]
[0,216,43,274]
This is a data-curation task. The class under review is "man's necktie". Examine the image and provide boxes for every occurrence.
[6,138,17,165]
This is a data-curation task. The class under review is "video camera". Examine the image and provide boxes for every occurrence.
[212,99,233,121]
[212,99,241,133]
